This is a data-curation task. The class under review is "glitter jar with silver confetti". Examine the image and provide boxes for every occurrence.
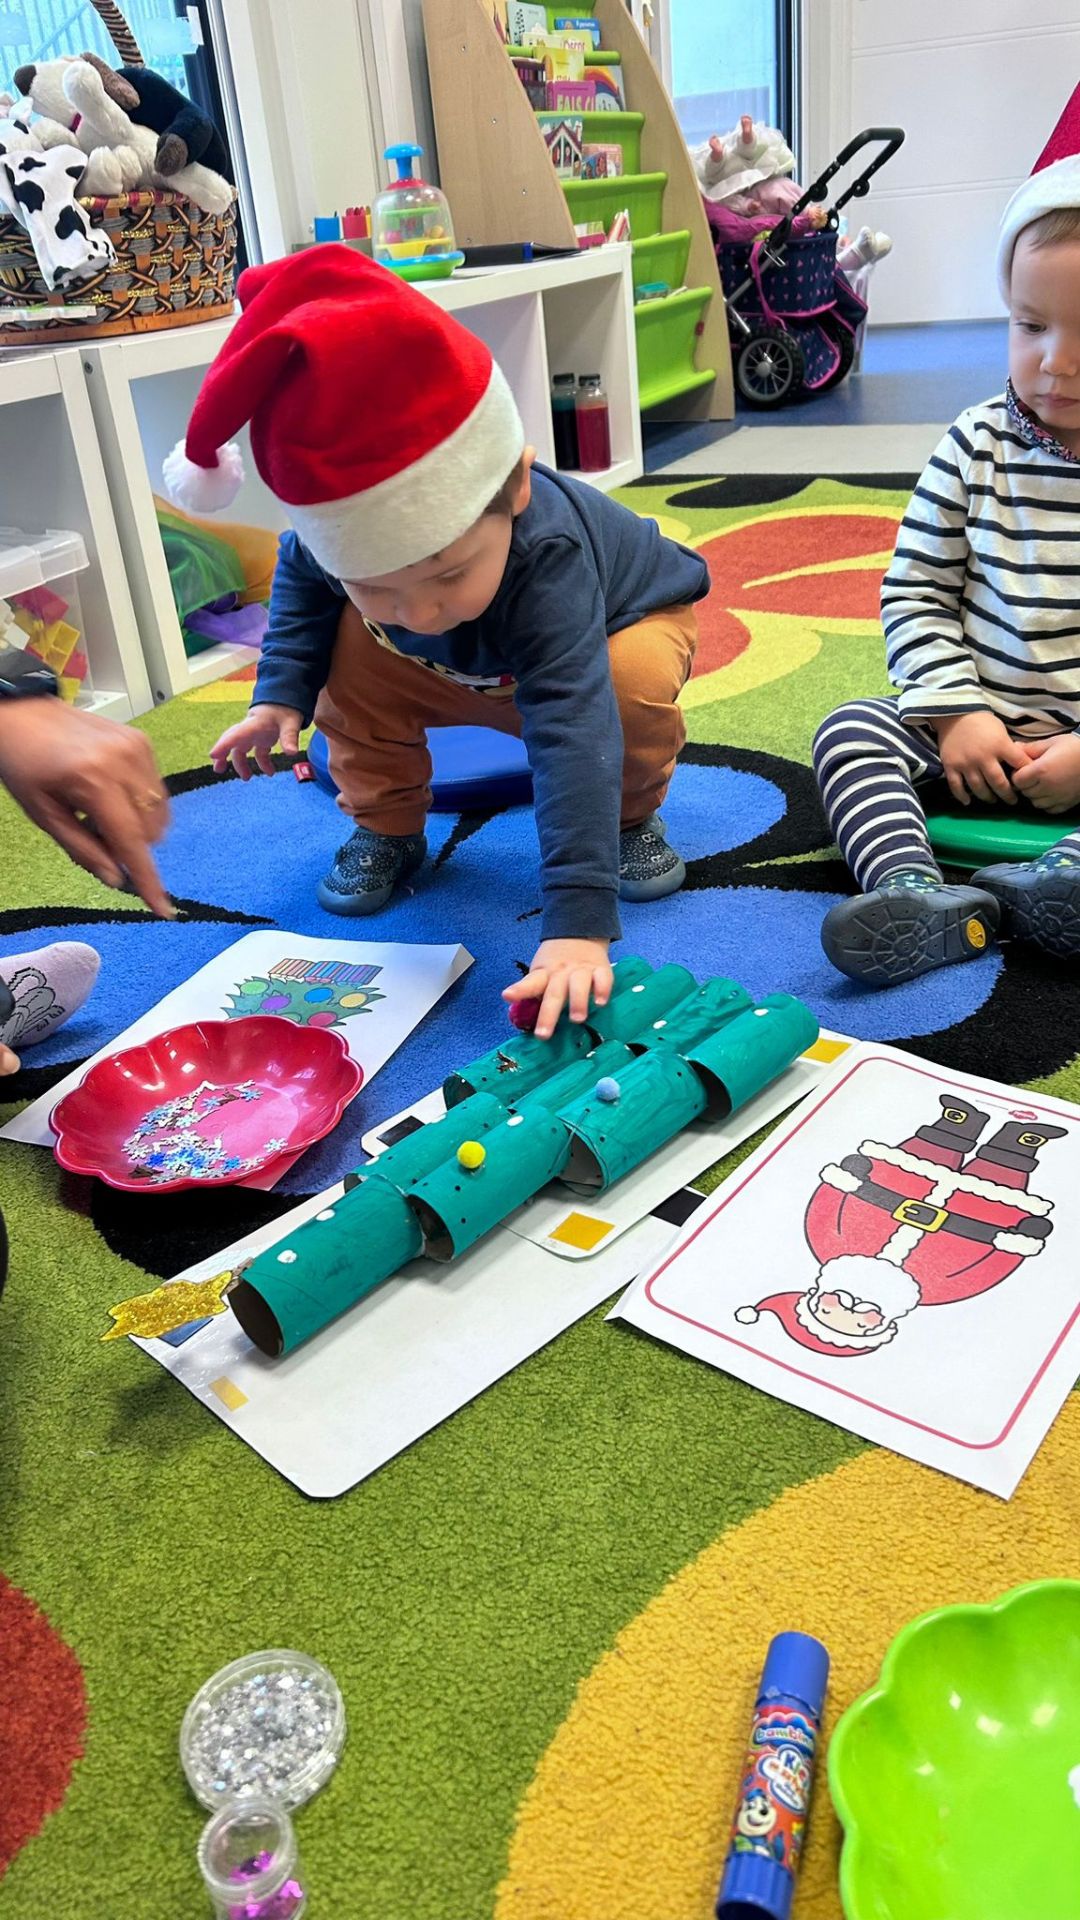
[198,1795,306,1920]
[181,1650,346,1813]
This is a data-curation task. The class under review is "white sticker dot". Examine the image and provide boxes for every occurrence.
[316,1209,336,1221]
[653,1019,667,1029]
[754,1008,770,1017]
[277,1249,297,1264]
[507,1113,525,1127]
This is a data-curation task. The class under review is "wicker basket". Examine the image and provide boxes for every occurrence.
[0,188,236,347]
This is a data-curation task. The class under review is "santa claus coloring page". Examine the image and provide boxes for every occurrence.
[614,1043,1080,1497]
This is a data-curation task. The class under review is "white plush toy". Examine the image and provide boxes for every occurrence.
[63,59,233,215]
[13,57,140,196]
[15,56,233,214]
[0,100,115,289]
[692,113,797,204]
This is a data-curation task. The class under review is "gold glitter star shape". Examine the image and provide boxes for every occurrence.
[103,1270,235,1343]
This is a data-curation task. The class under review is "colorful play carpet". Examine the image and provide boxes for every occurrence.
[3,473,1080,1919]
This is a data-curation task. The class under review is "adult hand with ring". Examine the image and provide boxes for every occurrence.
[0,697,175,918]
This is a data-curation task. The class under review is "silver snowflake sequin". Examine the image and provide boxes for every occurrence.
[181,1651,346,1811]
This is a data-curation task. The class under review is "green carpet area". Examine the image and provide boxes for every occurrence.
[3,475,1079,1916]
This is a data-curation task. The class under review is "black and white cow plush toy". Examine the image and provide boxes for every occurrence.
[0,106,114,291]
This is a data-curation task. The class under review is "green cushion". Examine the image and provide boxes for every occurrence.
[926,805,1080,871]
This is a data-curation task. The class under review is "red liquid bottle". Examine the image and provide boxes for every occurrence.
[575,373,611,471]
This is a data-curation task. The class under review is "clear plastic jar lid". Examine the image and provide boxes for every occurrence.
[180,1649,346,1811]
[0,528,89,600]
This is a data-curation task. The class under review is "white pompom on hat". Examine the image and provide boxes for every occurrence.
[162,246,524,580]
[997,83,1080,299]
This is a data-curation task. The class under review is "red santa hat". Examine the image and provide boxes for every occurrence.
[163,247,524,580]
[734,1256,920,1356]
[998,81,1080,298]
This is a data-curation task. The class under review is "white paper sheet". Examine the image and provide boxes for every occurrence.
[3,932,472,1149]
[613,1045,1080,1498]
[136,1196,677,1498]
[360,1036,852,1259]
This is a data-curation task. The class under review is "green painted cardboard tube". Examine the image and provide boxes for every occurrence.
[559,1047,707,1192]
[409,1106,573,1259]
[363,1090,507,1191]
[686,993,819,1116]
[634,975,753,1057]
[230,1174,424,1357]
[443,1019,595,1108]
[513,1039,635,1115]
[585,962,698,1044]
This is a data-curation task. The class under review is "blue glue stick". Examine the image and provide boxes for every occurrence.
[716,1631,829,1920]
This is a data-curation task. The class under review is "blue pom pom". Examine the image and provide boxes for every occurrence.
[595,1076,621,1103]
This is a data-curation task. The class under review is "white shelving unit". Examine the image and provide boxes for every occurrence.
[0,350,151,719]
[80,245,642,703]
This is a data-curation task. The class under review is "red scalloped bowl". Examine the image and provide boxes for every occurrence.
[50,1017,363,1194]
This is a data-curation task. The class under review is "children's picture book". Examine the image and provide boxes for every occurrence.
[614,1044,1080,1498]
[590,65,625,109]
[3,932,472,1160]
[555,15,602,46]
[507,0,548,44]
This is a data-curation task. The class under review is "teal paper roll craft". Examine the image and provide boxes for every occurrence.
[231,1177,424,1356]
[231,1091,508,1355]
[409,1106,573,1258]
[633,975,753,1057]
[443,1019,594,1107]
[585,962,698,1043]
[512,1039,635,1116]
[363,1090,507,1188]
[685,994,818,1116]
[559,1047,708,1191]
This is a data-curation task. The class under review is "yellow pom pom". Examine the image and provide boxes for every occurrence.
[457,1140,486,1171]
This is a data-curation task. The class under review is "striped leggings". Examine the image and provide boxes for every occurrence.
[813,697,1080,892]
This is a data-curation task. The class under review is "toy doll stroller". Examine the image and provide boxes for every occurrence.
[712,127,905,408]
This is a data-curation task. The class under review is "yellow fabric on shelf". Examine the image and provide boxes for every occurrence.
[152,494,280,607]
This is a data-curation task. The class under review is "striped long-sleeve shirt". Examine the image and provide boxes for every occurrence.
[881,387,1080,738]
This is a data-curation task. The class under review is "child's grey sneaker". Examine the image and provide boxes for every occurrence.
[972,850,1080,958]
[821,868,1000,987]
[618,813,686,901]
[317,827,427,916]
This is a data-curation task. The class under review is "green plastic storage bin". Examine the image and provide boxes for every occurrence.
[635,285,714,410]
[631,230,690,294]
[563,170,666,238]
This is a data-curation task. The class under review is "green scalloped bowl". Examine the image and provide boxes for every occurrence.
[829,1581,1080,1920]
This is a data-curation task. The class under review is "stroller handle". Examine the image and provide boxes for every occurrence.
[776,128,906,245]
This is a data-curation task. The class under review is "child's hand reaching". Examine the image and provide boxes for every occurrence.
[933,711,1031,805]
[503,938,613,1041]
[1011,733,1080,813]
[210,704,303,780]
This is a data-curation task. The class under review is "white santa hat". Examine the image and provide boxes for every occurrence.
[163,246,524,580]
[997,82,1080,298]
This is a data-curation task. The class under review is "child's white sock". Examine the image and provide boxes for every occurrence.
[0,941,100,1054]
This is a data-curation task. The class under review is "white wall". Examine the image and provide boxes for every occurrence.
[223,0,382,256]
[837,0,1080,324]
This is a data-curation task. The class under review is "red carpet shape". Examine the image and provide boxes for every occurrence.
[0,1574,86,1875]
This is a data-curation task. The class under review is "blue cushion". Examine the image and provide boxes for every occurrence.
[306,726,533,813]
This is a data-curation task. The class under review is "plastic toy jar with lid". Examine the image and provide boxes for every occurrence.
[372,144,464,281]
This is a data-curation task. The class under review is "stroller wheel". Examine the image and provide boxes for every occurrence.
[734,325,804,408]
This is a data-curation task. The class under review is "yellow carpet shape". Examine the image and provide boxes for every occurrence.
[497,1397,1080,1920]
